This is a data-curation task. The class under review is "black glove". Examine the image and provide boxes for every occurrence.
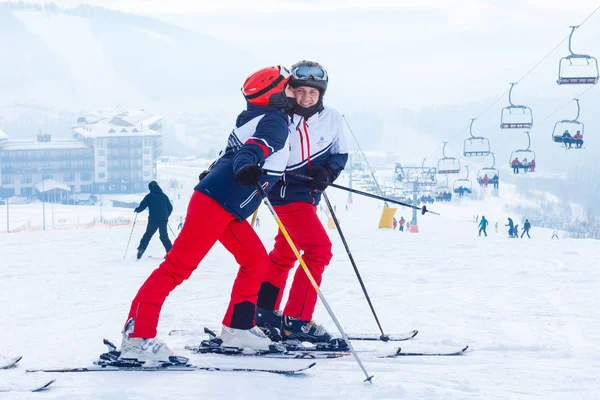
[235,164,263,186]
[308,165,332,191]
[198,170,209,182]
[134,207,140,213]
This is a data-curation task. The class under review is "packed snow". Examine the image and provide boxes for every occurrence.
[1,168,599,399]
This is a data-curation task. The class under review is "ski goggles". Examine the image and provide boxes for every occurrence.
[291,65,328,81]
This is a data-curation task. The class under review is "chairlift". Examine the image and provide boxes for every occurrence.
[500,83,533,129]
[417,158,437,187]
[437,142,461,174]
[477,152,500,190]
[557,26,599,85]
[436,174,450,193]
[552,98,585,150]
[509,131,536,173]
[463,118,491,156]
[453,166,472,195]
[477,152,499,181]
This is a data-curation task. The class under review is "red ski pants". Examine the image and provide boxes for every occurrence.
[127,191,269,338]
[263,202,332,321]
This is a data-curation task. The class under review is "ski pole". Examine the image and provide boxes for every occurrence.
[255,183,373,383]
[323,192,389,341]
[168,223,176,238]
[123,213,138,259]
[250,208,259,227]
[288,173,439,216]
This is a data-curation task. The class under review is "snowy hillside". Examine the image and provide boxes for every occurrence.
[1,167,598,398]
[0,3,255,110]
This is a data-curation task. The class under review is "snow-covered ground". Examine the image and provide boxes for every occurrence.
[1,172,599,399]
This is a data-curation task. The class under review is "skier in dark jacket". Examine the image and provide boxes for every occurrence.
[135,180,173,259]
[478,216,488,237]
[521,219,531,238]
[506,217,515,238]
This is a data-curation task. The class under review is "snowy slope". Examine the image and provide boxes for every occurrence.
[1,172,599,399]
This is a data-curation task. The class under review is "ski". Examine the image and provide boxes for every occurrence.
[170,327,419,342]
[26,338,316,375]
[185,342,349,359]
[0,379,56,393]
[0,356,22,369]
[380,345,469,357]
[27,364,315,375]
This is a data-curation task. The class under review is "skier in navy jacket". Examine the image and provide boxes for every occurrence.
[135,181,173,259]
[120,65,295,362]
[255,61,349,344]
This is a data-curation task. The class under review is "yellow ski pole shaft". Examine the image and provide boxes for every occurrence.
[255,184,374,383]
[250,208,259,227]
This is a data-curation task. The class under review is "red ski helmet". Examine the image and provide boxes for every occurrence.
[242,65,291,106]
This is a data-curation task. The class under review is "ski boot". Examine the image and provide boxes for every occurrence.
[220,325,272,351]
[281,316,348,350]
[255,307,283,340]
[119,318,176,363]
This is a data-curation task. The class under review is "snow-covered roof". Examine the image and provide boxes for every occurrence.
[34,179,71,192]
[81,107,162,128]
[72,124,161,139]
[0,129,8,140]
[0,139,89,151]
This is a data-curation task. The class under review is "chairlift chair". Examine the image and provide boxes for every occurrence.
[453,166,473,194]
[464,118,491,156]
[417,158,437,187]
[436,174,450,193]
[557,26,599,85]
[509,131,536,172]
[437,142,461,174]
[500,83,533,129]
[552,98,585,149]
[477,153,500,181]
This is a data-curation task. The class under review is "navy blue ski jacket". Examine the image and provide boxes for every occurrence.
[195,105,290,221]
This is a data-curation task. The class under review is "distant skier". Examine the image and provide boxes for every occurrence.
[494,221,499,233]
[551,229,559,239]
[392,217,398,230]
[506,217,515,238]
[255,216,260,228]
[521,219,531,238]
[478,216,488,237]
[511,158,521,174]
[513,224,519,238]
[574,131,584,148]
[134,181,173,260]
[177,216,183,230]
[399,216,405,231]
[562,130,572,149]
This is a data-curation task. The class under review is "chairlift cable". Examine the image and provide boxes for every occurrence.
[427,3,600,160]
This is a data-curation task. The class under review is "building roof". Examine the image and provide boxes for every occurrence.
[72,124,161,139]
[34,179,71,193]
[73,106,163,139]
[0,139,89,151]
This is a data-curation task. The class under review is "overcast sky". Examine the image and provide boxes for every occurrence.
[3,0,599,114]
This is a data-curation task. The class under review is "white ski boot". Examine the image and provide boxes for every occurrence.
[120,318,174,362]
[220,325,272,351]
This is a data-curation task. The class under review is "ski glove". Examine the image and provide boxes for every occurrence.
[134,207,140,213]
[235,164,263,186]
[308,165,332,191]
